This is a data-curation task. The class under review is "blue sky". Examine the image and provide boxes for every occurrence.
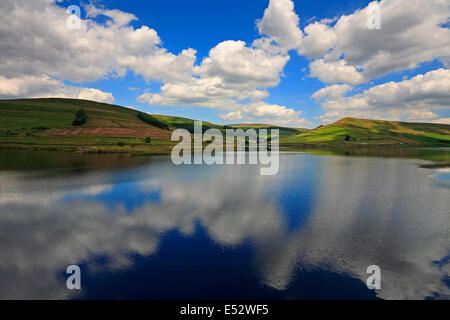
[1,0,449,127]
[58,0,367,126]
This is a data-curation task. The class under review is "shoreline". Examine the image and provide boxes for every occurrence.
[1,142,447,154]
[1,143,449,167]
[0,142,174,156]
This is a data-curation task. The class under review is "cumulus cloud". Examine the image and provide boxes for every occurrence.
[315,68,450,123]
[2,0,448,125]
[0,75,114,103]
[85,4,138,28]
[219,101,311,127]
[311,84,354,101]
[0,0,309,126]
[310,59,364,85]
[254,0,450,122]
[431,118,450,124]
[260,0,450,86]
[195,40,288,88]
[0,0,193,103]
[138,40,310,126]
[121,48,197,83]
[256,0,303,51]
[138,40,289,107]
[298,22,337,59]
[77,88,115,103]
[0,0,194,83]
[302,0,450,84]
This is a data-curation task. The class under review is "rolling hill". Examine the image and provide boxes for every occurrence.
[280,117,450,147]
[1,99,448,154]
[0,98,300,154]
[0,98,174,155]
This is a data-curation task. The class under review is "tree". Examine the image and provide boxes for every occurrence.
[137,112,169,130]
[72,109,87,126]
[144,137,152,143]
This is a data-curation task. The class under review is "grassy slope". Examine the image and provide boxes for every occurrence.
[0,98,300,154]
[152,116,302,138]
[227,123,304,138]
[0,98,175,154]
[281,117,450,147]
[1,99,448,153]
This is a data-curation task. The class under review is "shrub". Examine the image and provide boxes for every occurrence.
[137,112,169,130]
[117,142,125,147]
[170,122,214,134]
[72,109,87,126]
[344,135,351,141]
[144,137,152,143]
[34,126,50,130]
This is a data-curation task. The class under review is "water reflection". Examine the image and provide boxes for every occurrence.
[0,152,448,299]
[432,168,450,189]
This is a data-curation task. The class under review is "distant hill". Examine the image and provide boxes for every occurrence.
[0,98,300,154]
[281,117,450,147]
[1,99,448,153]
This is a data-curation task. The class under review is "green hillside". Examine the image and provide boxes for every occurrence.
[0,98,300,154]
[1,99,448,154]
[151,115,302,138]
[0,98,176,155]
[281,117,450,147]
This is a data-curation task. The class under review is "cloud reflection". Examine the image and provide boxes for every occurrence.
[0,154,448,299]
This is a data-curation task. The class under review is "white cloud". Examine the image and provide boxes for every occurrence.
[77,88,115,103]
[85,4,138,28]
[138,40,310,126]
[317,68,450,123]
[220,111,243,121]
[3,0,447,126]
[0,0,308,126]
[301,0,450,84]
[299,22,337,59]
[256,0,303,52]
[312,84,353,101]
[251,37,284,55]
[120,48,197,83]
[0,0,195,83]
[0,75,114,103]
[138,40,288,107]
[253,0,450,122]
[309,59,364,85]
[219,101,311,127]
[431,118,450,124]
[195,40,288,88]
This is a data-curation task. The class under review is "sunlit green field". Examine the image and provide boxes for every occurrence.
[281,117,450,147]
[1,99,449,153]
[0,98,300,154]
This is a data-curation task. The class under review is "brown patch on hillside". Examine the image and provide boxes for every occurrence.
[48,126,171,139]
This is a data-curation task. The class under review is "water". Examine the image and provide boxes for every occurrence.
[0,150,448,300]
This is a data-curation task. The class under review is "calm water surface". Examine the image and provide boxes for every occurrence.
[0,150,449,299]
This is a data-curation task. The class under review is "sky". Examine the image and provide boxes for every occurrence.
[0,0,449,128]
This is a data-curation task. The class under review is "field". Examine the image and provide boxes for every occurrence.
[0,98,175,155]
[1,99,449,154]
[0,98,300,154]
[280,117,450,147]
